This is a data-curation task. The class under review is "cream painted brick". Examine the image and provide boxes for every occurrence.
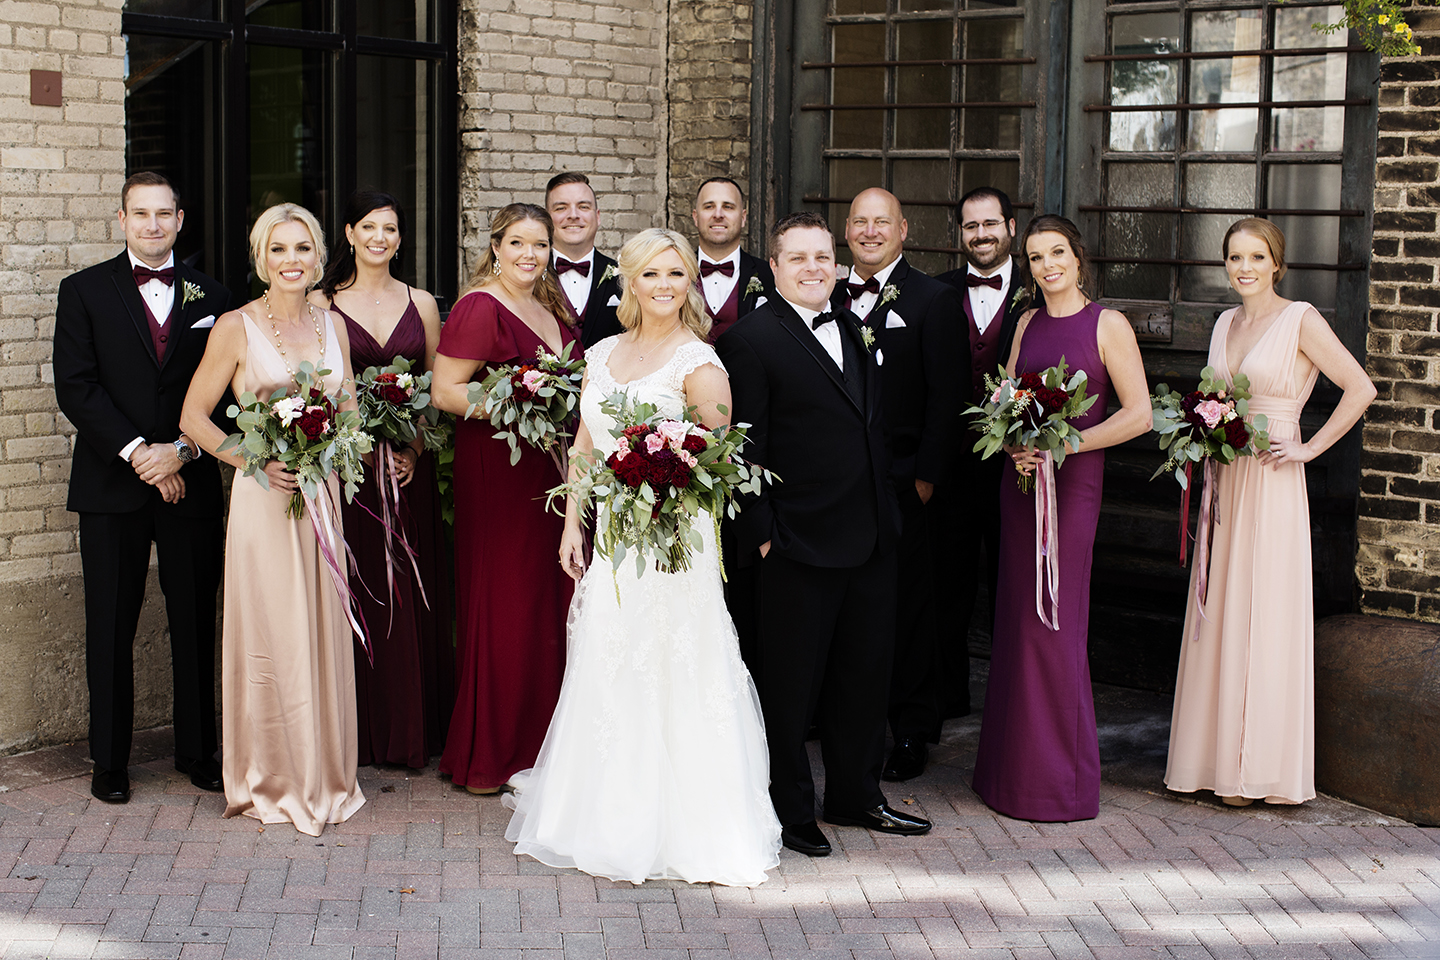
[60,55,121,79]
[2,3,61,26]
[4,436,68,464]
[0,366,39,389]
[0,122,34,144]
[51,551,81,576]
[60,148,121,171]
[65,243,112,265]
[0,511,43,535]
[13,222,44,243]
[48,29,79,51]
[0,416,23,438]
[63,101,122,125]
[45,221,75,243]
[5,245,67,269]
[10,532,75,557]
[0,557,50,582]
[24,413,53,434]
[0,463,41,486]
[1,148,64,170]
[6,484,66,508]
[0,273,34,295]
[76,30,105,53]
[41,458,71,483]
[2,387,57,411]
[46,508,77,532]
[16,27,49,48]
[0,319,35,341]
[59,6,119,32]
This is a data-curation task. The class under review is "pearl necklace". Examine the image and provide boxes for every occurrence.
[264,291,326,382]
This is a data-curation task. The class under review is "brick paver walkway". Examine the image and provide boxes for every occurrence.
[1,679,1436,959]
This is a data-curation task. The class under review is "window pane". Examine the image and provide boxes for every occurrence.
[957,159,1018,200]
[964,17,1023,151]
[248,0,327,30]
[1110,13,1179,152]
[1271,49,1346,152]
[832,25,886,149]
[123,0,218,16]
[1180,213,1233,300]
[1268,165,1340,308]
[358,0,433,42]
[834,0,885,14]
[895,21,953,149]
[829,158,883,202]
[1104,212,1172,300]
[901,0,953,11]
[356,56,429,289]
[1274,5,1346,49]
[1109,163,1173,206]
[1183,163,1254,208]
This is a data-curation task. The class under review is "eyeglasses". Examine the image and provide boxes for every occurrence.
[961,219,1006,232]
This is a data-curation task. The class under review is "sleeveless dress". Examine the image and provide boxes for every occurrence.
[972,300,1113,823]
[1165,301,1320,804]
[437,292,579,790]
[334,292,454,769]
[222,311,366,837]
[504,338,781,887]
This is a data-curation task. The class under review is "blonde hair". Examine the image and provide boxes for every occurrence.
[1223,217,1288,282]
[616,228,710,340]
[249,203,327,287]
[462,203,573,325]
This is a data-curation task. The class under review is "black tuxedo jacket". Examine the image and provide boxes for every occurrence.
[936,256,1029,400]
[54,251,231,518]
[736,250,776,317]
[833,257,966,487]
[716,298,900,569]
[577,250,625,348]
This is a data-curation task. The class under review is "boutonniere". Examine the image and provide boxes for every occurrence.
[599,264,617,284]
[745,275,764,297]
[1010,285,1027,310]
[879,283,899,306]
[859,325,876,353]
[181,279,205,307]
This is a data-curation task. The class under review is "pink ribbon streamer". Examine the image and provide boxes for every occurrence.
[1033,450,1061,632]
[303,484,373,666]
[369,446,430,632]
[1190,457,1219,631]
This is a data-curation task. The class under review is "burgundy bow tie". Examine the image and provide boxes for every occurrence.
[554,257,590,277]
[133,264,175,286]
[966,273,1003,290]
[846,276,880,300]
[700,259,735,278]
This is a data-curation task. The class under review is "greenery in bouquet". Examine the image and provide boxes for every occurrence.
[549,392,777,581]
[963,358,1097,492]
[218,361,372,518]
[466,341,584,466]
[355,354,451,452]
[1150,366,1271,489]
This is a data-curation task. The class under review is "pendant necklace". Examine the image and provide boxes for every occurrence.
[636,325,681,362]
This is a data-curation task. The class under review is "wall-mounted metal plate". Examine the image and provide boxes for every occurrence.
[30,70,61,107]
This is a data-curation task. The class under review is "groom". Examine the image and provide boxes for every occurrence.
[717,211,931,857]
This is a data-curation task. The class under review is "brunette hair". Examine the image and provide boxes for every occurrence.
[318,190,407,300]
[958,186,1013,224]
[545,171,595,205]
[249,203,327,288]
[462,203,573,324]
[1222,217,1288,282]
[695,176,745,206]
[767,210,833,260]
[615,228,710,340]
[1020,214,1093,295]
[121,171,179,213]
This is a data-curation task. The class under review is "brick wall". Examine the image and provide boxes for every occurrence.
[665,1,755,237]
[457,0,669,279]
[1357,9,1440,623]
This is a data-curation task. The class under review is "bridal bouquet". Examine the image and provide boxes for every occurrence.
[467,342,585,473]
[219,361,372,519]
[1150,366,1271,488]
[550,392,776,580]
[355,355,450,453]
[964,359,1097,493]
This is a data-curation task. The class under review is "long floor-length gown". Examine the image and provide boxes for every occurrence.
[1165,301,1320,804]
[971,300,1113,822]
[335,291,454,769]
[505,338,781,887]
[222,311,366,837]
[438,291,578,790]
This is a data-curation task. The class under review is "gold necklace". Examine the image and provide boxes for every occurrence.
[264,291,326,382]
[635,324,681,362]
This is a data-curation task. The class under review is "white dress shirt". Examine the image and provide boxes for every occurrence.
[555,248,596,318]
[845,257,901,321]
[967,261,1012,335]
[120,250,179,463]
[785,297,844,372]
[698,248,741,314]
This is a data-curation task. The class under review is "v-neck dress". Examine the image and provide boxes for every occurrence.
[436,291,581,790]
[1165,301,1320,803]
[221,311,366,836]
[333,293,454,769]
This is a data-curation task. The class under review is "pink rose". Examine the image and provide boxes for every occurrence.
[521,370,547,392]
[1194,399,1228,430]
[657,420,689,452]
[644,433,666,455]
[991,386,1004,404]
[680,451,698,468]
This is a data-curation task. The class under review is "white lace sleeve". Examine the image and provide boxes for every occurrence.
[667,340,727,390]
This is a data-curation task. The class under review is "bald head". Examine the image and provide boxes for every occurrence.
[845,188,908,280]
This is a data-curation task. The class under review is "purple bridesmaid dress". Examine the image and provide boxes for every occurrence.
[971,300,1113,822]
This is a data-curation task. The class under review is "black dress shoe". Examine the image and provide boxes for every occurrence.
[824,803,932,836]
[780,821,832,857]
[91,769,130,804]
[882,739,928,782]
[174,756,223,792]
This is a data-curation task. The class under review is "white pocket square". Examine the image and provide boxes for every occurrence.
[606,294,621,307]
[755,295,768,308]
[193,315,216,329]
[885,313,906,329]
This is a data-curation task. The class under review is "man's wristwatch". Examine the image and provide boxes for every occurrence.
[173,438,197,463]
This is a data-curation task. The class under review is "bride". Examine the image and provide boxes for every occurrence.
[504,228,781,886]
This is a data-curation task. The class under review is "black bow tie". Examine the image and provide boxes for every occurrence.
[700,259,734,278]
[554,257,590,277]
[846,276,880,300]
[966,273,1003,289]
[133,264,175,286]
[810,312,836,330]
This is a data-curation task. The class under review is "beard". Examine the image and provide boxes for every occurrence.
[964,235,1012,271]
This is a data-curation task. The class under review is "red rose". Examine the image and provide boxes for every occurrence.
[1036,386,1069,416]
[1223,419,1249,450]
[296,409,329,441]
[380,384,408,405]
[681,434,706,454]
[623,424,650,440]
[1017,372,1044,392]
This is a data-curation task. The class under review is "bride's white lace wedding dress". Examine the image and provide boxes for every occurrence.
[504,337,781,886]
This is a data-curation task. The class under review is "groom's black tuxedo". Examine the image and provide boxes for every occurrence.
[53,250,231,775]
[576,251,624,348]
[717,298,901,826]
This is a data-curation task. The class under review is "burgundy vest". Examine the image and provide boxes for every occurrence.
[701,277,741,343]
[965,295,1004,403]
[141,296,176,363]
